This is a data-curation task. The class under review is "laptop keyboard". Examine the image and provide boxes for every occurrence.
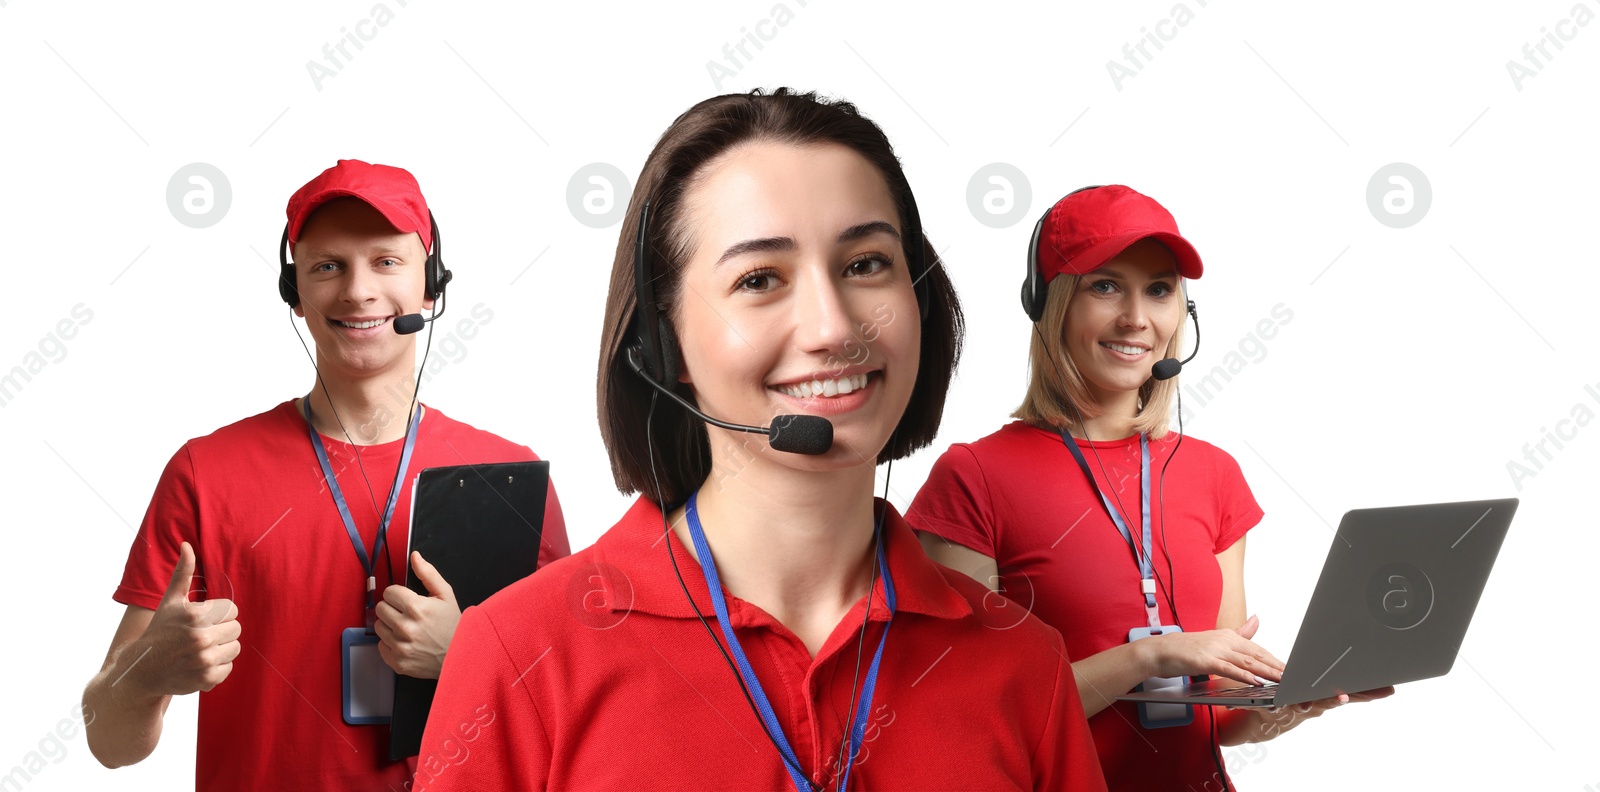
[1189,684,1278,698]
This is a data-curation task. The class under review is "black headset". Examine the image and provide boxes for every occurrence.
[628,191,930,387]
[1023,185,1100,323]
[1021,185,1198,330]
[278,212,452,308]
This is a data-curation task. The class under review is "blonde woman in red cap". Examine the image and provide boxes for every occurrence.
[908,185,1389,790]
[81,160,570,790]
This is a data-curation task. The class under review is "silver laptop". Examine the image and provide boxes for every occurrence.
[1119,498,1516,708]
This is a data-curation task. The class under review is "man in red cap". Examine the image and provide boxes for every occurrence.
[80,160,571,790]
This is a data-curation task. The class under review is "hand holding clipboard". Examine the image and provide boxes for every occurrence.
[388,460,550,760]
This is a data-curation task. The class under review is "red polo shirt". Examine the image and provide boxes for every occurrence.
[907,421,1265,790]
[415,496,1106,791]
[113,400,571,791]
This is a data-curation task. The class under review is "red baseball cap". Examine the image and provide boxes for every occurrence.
[1034,185,1202,281]
[285,159,432,251]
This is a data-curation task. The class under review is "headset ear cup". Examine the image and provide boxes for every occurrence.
[279,265,298,307]
[279,225,298,307]
[428,261,452,300]
[1023,211,1048,323]
[656,319,682,383]
[424,213,449,300]
[1022,266,1046,323]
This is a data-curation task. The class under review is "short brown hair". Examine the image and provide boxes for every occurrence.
[596,88,964,504]
[1012,272,1185,438]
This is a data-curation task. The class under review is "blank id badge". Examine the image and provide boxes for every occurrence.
[341,628,394,725]
[1128,625,1195,729]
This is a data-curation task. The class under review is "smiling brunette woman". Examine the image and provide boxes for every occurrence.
[413,90,1106,791]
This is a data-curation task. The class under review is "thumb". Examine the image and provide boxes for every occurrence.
[163,542,196,604]
[1233,614,1260,640]
[411,552,455,604]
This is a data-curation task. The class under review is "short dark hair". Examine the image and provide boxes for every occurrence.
[595,88,964,505]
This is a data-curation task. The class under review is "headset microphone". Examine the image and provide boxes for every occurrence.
[625,348,833,455]
[394,295,445,335]
[394,314,427,335]
[394,218,451,335]
[1151,299,1200,381]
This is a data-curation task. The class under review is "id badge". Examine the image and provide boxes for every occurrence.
[1127,625,1195,729]
[341,627,394,725]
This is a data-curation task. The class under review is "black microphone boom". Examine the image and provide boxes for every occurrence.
[626,348,833,455]
[1151,299,1200,381]
[395,290,449,336]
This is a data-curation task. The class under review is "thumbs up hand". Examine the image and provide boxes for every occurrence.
[374,552,460,679]
[127,542,242,696]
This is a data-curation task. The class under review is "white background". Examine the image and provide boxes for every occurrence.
[2,1,1595,789]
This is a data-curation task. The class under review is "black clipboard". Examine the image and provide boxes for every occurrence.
[389,460,549,761]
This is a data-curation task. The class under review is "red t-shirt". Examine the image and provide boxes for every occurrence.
[113,399,571,791]
[413,496,1107,791]
[906,421,1264,790]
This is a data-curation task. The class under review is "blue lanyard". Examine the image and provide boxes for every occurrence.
[684,491,896,792]
[301,398,421,630]
[1060,431,1160,627]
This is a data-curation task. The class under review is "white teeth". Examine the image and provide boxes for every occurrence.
[338,319,386,330]
[778,373,869,399]
[1102,342,1146,356]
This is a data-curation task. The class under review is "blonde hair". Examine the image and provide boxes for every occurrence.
[1011,273,1186,439]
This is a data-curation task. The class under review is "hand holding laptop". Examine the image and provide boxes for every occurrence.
[1136,614,1286,688]
[1221,685,1397,745]
[1120,498,1515,712]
